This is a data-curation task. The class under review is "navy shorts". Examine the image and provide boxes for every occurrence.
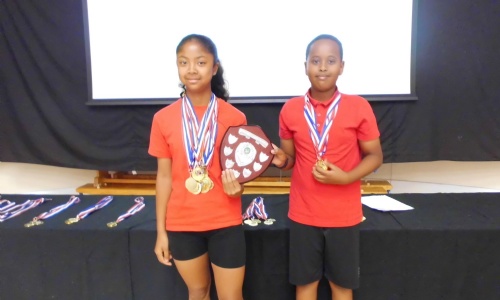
[168,224,246,268]
[289,219,360,289]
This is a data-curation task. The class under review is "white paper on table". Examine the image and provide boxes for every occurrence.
[361,195,414,212]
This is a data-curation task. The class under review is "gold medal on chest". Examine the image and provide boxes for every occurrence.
[191,165,206,181]
[316,159,328,170]
[200,177,214,193]
[185,176,202,194]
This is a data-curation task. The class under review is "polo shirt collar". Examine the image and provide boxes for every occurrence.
[306,88,340,107]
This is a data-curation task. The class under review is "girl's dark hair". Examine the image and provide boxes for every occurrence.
[176,34,229,101]
[306,34,343,60]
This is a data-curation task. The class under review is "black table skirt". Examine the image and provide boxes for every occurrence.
[1,193,499,300]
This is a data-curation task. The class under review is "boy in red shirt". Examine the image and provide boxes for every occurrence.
[149,34,246,300]
[272,34,383,300]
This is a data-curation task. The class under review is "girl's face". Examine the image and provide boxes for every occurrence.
[176,40,218,95]
[305,39,344,95]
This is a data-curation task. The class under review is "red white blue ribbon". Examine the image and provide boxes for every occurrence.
[112,196,145,224]
[181,94,218,171]
[252,197,269,220]
[30,196,80,222]
[0,199,16,213]
[74,196,113,221]
[0,197,50,222]
[242,197,270,220]
[304,91,341,160]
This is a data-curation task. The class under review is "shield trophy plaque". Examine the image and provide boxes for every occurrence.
[220,125,274,184]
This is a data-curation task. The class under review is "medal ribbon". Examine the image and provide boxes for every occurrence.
[111,197,145,224]
[73,196,113,221]
[181,94,218,170]
[0,197,50,222]
[242,199,256,220]
[304,91,341,160]
[0,199,16,213]
[30,195,80,222]
[242,197,269,220]
[252,197,269,220]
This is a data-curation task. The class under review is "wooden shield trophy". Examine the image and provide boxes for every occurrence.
[220,125,274,183]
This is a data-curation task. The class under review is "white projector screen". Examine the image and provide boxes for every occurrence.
[82,0,418,105]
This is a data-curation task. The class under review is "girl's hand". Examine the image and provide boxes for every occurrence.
[154,231,172,266]
[221,169,244,197]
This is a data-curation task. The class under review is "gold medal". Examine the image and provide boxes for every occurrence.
[24,221,37,228]
[191,165,206,181]
[25,219,44,227]
[200,177,213,193]
[65,217,79,225]
[107,221,118,228]
[185,176,202,194]
[316,159,328,170]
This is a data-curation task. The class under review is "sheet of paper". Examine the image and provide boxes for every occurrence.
[361,195,414,212]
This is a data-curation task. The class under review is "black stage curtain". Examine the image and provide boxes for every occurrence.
[0,193,499,300]
[1,0,500,171]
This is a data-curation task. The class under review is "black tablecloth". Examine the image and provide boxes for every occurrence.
[0,193,499,300]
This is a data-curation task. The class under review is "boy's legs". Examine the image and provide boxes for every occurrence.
[289,220,325,299]
[324,224,360,300]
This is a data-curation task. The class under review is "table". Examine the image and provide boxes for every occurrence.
[1,193,499,300]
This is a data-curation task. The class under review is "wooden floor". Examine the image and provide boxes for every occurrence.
[76,171,392,195]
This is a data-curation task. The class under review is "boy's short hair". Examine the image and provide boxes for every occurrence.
[306,34,343,60]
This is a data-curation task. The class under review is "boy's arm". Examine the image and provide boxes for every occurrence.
[271,138,295,171]
[346,138,383,183]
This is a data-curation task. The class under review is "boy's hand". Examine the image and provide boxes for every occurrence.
[312,160,351,185]
[271,144,287,167]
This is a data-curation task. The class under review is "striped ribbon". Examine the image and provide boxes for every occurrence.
[304,91,341,160]
[109,197,145,225]
[181,93,218,171]
[0,197,50,222]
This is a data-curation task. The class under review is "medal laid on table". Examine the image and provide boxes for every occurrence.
[107,196,145,228]
[304,91,341,170]
[25,195,80,227]
[182,93,218,195]
[65,196,113,225]
[0,197,50,223]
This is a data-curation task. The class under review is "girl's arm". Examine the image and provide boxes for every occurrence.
[154,158,173,266]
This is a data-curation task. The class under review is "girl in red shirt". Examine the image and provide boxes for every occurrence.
[149,34,246,300]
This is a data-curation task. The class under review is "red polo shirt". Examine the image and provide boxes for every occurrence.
[149,98,247,231]
[279,91,380,227]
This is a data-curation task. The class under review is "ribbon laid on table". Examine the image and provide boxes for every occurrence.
[303,91,341,170]
[242,196,275,226]
[24,195,81,227]
[0,198,16,214]
[0,197,50,222]
[106,196,145,228]
[65,196,113,225]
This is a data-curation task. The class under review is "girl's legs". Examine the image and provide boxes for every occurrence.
[174,253,211,300]
[212,264,245,300]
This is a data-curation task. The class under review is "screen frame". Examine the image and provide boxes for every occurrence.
[82,0,419,106]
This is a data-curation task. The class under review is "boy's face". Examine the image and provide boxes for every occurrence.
[305,39,344,94]
[177,40,218,94]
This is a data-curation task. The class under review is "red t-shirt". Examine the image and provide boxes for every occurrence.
[279,91,380,227]
[149,98,247,231]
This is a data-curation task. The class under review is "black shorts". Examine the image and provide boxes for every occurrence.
[168,224,246,268]
[289,219,360,289]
